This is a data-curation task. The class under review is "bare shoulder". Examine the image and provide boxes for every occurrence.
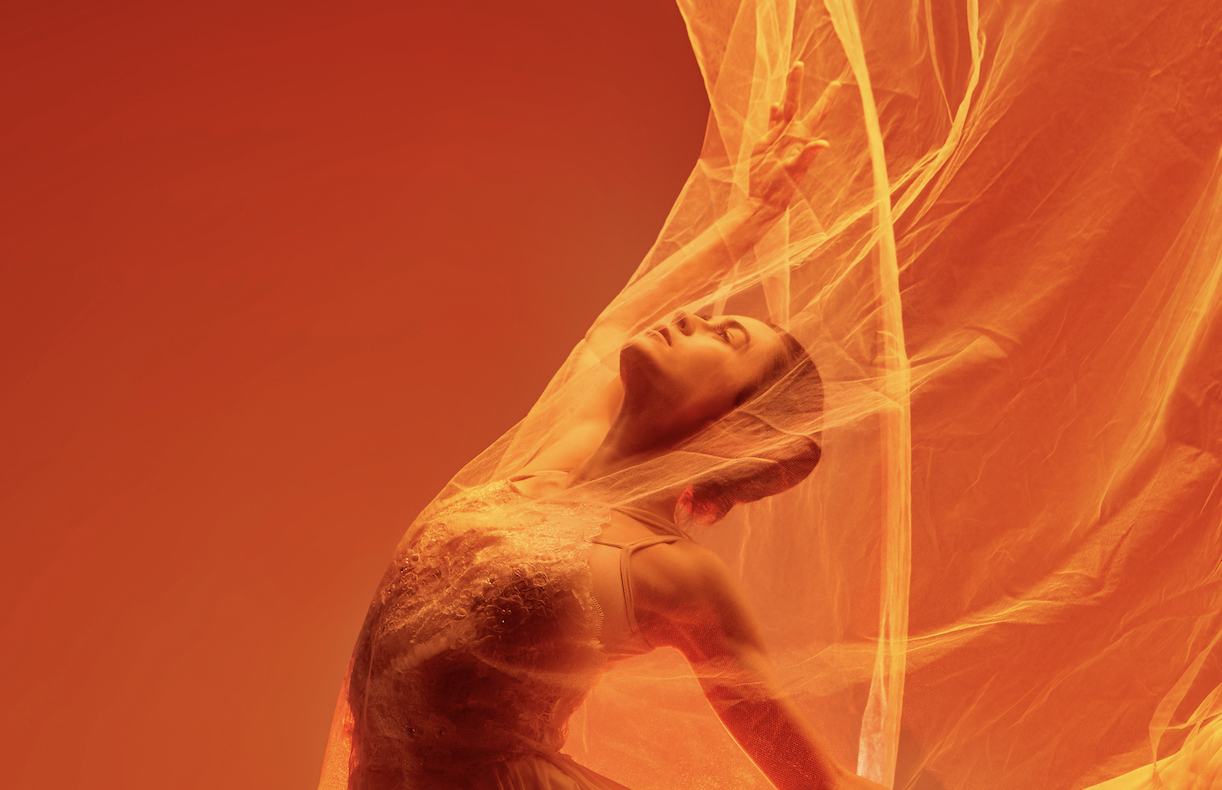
[630,539,746,629]
[632,538,727,590]
[631,538,767,660]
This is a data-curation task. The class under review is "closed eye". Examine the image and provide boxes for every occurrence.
[700,314,749,346]
[721,321,749,346]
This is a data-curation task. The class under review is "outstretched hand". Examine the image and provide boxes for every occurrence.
[748,62,840,214]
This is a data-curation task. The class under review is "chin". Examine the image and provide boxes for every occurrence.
[618,339,664,391]
[619,335,655,364]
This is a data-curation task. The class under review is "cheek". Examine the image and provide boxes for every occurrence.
[664,343,740,411]
[683,365,741,418]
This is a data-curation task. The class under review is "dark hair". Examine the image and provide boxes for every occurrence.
[673,327,823,527]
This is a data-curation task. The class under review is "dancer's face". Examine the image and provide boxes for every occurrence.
[620,311,787,436]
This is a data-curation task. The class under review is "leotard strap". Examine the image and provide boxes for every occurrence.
[589,534,682,644]
[507,470,687,649]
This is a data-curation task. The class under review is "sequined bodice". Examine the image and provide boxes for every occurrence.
[346,481,609,790]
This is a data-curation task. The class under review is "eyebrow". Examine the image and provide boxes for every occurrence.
[700,314,751,345]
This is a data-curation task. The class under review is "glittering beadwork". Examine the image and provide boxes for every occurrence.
[347,481,609,789]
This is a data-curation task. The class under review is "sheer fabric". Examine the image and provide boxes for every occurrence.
[321,0,1222,787]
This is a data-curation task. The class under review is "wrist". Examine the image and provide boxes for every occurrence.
[743,195,786,224]
[717,199,784,261]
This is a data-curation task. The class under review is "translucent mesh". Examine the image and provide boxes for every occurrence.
[320,0,1222,787]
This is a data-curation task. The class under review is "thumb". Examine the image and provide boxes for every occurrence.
[795,139,831,169]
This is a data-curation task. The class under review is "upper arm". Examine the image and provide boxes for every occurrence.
[632,541,773,682]
[631,542,852,790]
[517,373,623,475]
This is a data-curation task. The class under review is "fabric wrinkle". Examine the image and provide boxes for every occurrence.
[317,0,1222,787]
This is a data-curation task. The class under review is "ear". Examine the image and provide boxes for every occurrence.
[674,483,730,530]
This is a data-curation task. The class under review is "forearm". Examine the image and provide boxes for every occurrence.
[694,645,886,790]
[713,689,845,787]
[671,198,782,273]
[700,668,849,790]
[636,538,882,790]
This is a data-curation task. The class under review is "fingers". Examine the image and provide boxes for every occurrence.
[782,61,804,123]
[797,139,830,170]
[763,63,837,159]
[780,63,839,132]
[783,139,830,171]
[760,102,786,146]
[805,80,841,129]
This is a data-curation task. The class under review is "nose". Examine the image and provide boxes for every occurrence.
[673,310,713,337]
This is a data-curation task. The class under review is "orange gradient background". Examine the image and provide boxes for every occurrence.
[0,3,709,788]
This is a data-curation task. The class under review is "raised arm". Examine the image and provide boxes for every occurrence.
[581,63,840,364]
[633,539,885,790]
[520,65,839,474]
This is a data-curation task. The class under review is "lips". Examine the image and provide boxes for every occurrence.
[653,326,672,346]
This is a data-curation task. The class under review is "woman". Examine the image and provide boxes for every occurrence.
[320,66,885,789]
[322,0,1222,782]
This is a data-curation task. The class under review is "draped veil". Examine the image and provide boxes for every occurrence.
[321,0,1222,787]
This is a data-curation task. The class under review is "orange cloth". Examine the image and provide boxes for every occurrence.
[322,0,1222,787]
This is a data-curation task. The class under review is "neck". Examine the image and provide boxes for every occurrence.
[568,419,652,481]
[565,409,688,525]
